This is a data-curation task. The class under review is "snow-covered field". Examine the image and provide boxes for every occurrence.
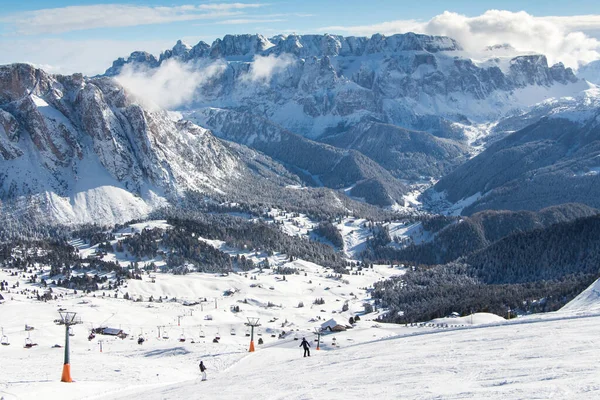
[3,239,600,400]
[0,254,405,400]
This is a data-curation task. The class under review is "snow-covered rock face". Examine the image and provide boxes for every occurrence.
[0,63,240,224]
[104,32,582,139]
[578,59,600,85]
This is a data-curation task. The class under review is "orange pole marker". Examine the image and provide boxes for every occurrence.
[61,363,73,383]
[249,340,255,352]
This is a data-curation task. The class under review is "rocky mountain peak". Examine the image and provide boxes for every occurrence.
[209,34,274,59]
[104,51,159,76]
[509,55,576,86]
[173,40,192,56]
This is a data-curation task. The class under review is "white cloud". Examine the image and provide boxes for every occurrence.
[217,18,286,25]
[244,54,295,82]
[115,59,226,109]
[0,38,173,76]
[319,10,600,68]
[0,3,266,35]
[198,3,267,11]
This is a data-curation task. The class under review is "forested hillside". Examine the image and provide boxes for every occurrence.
[373,214,600,323]
[363,203,598,265]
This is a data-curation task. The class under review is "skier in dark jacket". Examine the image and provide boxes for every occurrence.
[199,361,207,381]
[300,337,311,357]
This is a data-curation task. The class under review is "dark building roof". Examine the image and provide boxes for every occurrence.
[102,328,123,335]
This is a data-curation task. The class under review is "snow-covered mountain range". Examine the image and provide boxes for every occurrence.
[2,32,600,224]
[0,63,403,224]
[105,33,588,140]
[100,32,600,216]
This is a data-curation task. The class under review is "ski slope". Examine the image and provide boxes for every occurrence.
[127,313,600,400]
[2,255,600,399]
[560,278,600,314]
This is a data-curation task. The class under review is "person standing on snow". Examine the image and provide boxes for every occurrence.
[199,361,207,381]
[300,337,311,357]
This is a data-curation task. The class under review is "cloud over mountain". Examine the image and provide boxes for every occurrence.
[245,54,295,82]
[320,10,600,68]
[115,59,226,109]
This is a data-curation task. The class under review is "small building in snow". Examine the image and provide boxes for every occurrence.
[98,327,126,337]
[321,318,347,332]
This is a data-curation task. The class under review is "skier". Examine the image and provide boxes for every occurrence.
[199,361,207,381]
[300,337,311,357]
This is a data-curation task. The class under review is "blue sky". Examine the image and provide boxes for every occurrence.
[1,1,600,74]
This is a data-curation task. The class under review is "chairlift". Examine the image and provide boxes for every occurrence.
[245,329,251,337]
[68,327,75,337]
[230,328,236,336]
[137,335,145,345]
[24,333,36,348]
[199,330,205,338]
[1,334,9,346]
[179,333,186,343]
[162,330,170,340]
[215,329,221,340]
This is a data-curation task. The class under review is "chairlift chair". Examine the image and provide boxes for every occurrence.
[68,327,75,337]
[230,328,236,336]
[199,330,205,338]
[162,330,170,340]
[1,334,9,346]
[24,336,36,348]
[179,333,186,343]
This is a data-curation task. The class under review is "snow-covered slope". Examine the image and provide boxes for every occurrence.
[560,278,600,314]
[3,258,600,400]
